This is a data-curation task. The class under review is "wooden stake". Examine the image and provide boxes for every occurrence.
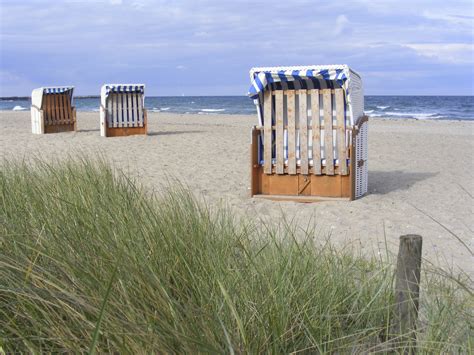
[390,234,422,352]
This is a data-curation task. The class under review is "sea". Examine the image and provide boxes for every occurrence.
[1,96,473,121]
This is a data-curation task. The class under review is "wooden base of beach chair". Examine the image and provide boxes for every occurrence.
[250,167,354,201]
[250,126,362,202]
[105,125,147,137]
[44,123,76,134]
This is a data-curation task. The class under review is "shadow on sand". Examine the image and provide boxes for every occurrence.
[77,128,100,133]
[147,130,204,136]
[369,170,437,194]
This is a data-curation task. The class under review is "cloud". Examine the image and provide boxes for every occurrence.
[422,10,474,26]
[0,0,473,95]
[334,14,349,36]
[194,31,211,38]
[404,43,474,64]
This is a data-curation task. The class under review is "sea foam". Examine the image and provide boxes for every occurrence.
[200,108,225,112]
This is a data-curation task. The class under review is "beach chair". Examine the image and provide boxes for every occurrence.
[100,84,147,137]
[248,65,368,201]
[31,86,76,134]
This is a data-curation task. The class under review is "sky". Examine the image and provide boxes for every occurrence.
[0,0,473,96]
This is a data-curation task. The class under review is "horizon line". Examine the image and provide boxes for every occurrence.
[1,94,473,99]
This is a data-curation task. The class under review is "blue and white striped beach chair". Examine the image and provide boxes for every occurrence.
[100,84,147,137]
[31,86,76,134]
[248,65,368,201]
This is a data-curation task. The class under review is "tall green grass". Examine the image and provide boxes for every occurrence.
[1,158,472,353]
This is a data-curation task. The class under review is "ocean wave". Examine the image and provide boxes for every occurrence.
[377,105,390,110]
[364,110,374,114]
[200,108,225,112]
[384,111,439,119]
[149,107,171,112]
[372,111,443,120]
[12,105,27,111]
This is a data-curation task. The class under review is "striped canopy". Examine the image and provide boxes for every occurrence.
[43,87,74,94]
[248,65,364,126]
[248,65,350,100]
[31,86,74,109]
[101,84,145,107]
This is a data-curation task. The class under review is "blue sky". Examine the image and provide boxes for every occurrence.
[0,0,473,96]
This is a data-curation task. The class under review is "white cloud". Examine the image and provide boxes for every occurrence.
[404,43,474,64]
[194,31,210,38]
[131,1,146,10]
[422,10,474,26]
[110,0,122,5]
[334,14,349,36]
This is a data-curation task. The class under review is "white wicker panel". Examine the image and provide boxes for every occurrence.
[31,107,40,134]
[348,70,364,124]
[355,132,362,198]
[31,106,45,134]
[355,120,368,198]
[99,105,106,136]
[362,121,368,194]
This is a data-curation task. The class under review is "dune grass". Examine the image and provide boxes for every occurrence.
[0,158,472,353]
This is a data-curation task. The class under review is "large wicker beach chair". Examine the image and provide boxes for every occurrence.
[100,84,147,137]
[248,65,368,201]
[31,86,76,134]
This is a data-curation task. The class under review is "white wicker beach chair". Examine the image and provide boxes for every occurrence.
[100,84,147,137]
[31,86,76,134]
[248,65,368,201]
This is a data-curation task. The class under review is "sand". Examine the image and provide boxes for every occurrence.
[1,111,473,276]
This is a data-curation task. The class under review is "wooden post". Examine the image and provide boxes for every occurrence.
[390,234,422,352]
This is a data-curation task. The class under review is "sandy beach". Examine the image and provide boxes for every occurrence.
[1,111,473,276]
